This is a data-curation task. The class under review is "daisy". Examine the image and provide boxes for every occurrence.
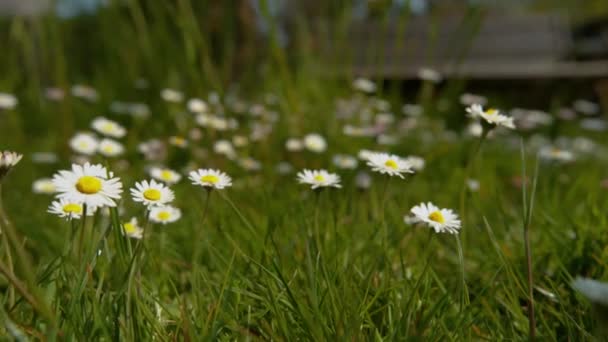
[48,198,94,220]
[410,202,461,234]
[0,92,17,110]
[297,169,341,190]
[187,98,208,113]
[160,88,183,103]
[189,169,232,190]
[405,156,425,172]
[71,84,98,102]
[466,104,515,129]
[332,154,358,169]
[149,167,182,185]
[0,151,23,180]
[52,163,123,208]
[32,178,56,194]
[213,140,236,159]
[168,136,188,148]
[285,138,304,152]
[149,205,182,225]
[352,78,376,93]
[538,146,574,163]
[69,133,98,156]
[130,180,175,208]
[366,152,414,178]
[91,117,127,138]
[98,138,125,157]
[304,133,327,153]
[122,217,143,239]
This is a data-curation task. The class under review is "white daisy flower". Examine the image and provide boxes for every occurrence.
[71,84,98,102]
[168,136,188,148]
[466,104,515,129]
[0,151,23,180]
[98,138,125,157]
[160,88,183,103]
[417,67,442,83]
[304,133,327,153]
[52,163,123,208]
[410,202,461,234]
[91,117,127,138]
[32,178,56,194]
[188,169,232,190]
[122,217,143,239]
[149,205,182,225]
[352,78,376,93]
[48,198,94,220]
[149,167,182,185]
[187,98,208,113]
[213,140,236,159]
[332,154,358,169]
[285,138,304,152]
[538,146,574,163]
[366,152,414,178]
[297,169,341,190]
[130,180,174,208]
[405,156,425,172]
[69,133,98,156]
[0,92,18,110]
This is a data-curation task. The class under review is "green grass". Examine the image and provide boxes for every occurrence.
[0,1,607,340]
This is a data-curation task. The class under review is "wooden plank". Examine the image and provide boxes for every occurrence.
[349,59,608,79]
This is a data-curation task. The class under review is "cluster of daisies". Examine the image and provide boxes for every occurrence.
[44,160,233,239]
[296,151,462,234]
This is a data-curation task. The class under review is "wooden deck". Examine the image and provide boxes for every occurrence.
[322,12,608,79]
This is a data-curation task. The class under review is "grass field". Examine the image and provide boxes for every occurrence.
[0,1,607,340]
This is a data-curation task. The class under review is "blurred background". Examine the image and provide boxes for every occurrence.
[1,0,608,142]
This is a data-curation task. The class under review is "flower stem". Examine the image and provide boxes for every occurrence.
[455,235,469,312]
[313,190,321,253]
[192,190,212,266]
[459,130,488,245]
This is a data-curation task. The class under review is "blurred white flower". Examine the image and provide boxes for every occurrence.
[304,133,327,153]
[352,78,376,93]
[187,98,208,113]
[32,178,56,194]
[91,117,126,138]
[161,88,183,103]
[98,138,125,157]
[0,92,18,109]
[70,133,99,156]
[417,67,442,83]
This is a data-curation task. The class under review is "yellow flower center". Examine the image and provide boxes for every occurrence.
[160,170,173,180]
[157,211,171,221]
[76,176,102,194]
[314,175,325,182]
[201,175,219,184]
[124,222,137,234]
[384,159,398,169]
[102,145,114,153]
[78,142,90,149]
[428,211,445,224]
[62,203,82,214]
[102,123,115,132]
[143,189,161,201]
[486,108,498,115]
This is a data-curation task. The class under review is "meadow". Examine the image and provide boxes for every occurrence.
[0,1,608,340]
